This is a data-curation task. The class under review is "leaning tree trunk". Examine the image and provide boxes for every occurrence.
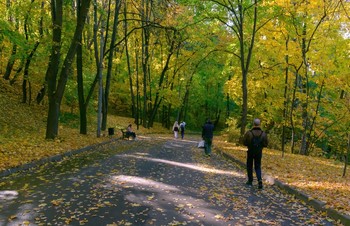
[3,3,18,81]
[148,32,177,127]
[3,44,17,80]
[22,43,40,104]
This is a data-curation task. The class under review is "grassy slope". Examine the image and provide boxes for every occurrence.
[0,79,349,219]
[0,79,169,170]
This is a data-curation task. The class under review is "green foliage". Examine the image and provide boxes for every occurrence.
[0,20,27,48]
[225,117,241,143]
[59,112,79,128]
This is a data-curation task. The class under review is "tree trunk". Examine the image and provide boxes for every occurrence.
[282,37,290,157]
[102,0,122,131]
[10,58,24,85]
[76,0,87,135]
[343,133,350,177]
[97,22,105,137]
[141,0,151,128]
[237,1,258,140]
[135,41,140,128]
[45,0,63,139]
[124,1,136,118]
[307,80,325,152]
[3,0,18,80]
[22,43,39,104]
[290,69,300,154]
[148,31,177,127]
[3,44,17,80]
[46,0,91,139]
[300,23,310,155]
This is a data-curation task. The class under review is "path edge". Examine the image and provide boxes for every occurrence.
[0,138,119,178]
[218,149,350,226]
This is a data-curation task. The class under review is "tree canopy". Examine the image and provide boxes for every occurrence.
[0,0,349,162]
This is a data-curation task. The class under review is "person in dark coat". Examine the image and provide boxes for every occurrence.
[202,119,214,157]
[180,121,186,139]
[243,118,268,189]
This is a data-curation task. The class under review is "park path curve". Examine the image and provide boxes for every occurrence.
[0,136,333,225]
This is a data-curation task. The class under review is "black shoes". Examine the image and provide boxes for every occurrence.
[246,180,263,189]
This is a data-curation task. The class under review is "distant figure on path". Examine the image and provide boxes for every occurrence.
[180,121,186,139]
[126,124,136,139]
[243,118,268,189]
[172,121,179,139]
[202,119,214,157]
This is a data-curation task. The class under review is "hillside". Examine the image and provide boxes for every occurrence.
[0,79,169,170]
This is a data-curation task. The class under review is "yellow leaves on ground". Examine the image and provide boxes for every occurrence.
[214,139,350,217]
[0,79,170,171]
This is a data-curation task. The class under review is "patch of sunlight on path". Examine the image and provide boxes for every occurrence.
[118,154,245,178]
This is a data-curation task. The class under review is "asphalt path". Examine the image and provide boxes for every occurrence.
[0,136,334,225]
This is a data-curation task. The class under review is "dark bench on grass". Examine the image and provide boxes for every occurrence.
[121,129,131,140]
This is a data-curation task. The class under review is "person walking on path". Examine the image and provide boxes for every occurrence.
[243,118,268,189]
[202,119,214,157]
[180,121,186,139]
[172,121,180,139]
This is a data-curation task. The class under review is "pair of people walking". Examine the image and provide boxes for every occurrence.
[173,121,186,139]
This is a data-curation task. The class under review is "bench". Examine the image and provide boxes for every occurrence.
[121,129,131,140]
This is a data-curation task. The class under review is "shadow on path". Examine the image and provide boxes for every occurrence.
[0,137,334,225]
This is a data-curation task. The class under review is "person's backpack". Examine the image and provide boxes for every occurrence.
[250,130,263,153]
[180,124,184,130]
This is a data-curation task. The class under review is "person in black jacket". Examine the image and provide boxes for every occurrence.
[202,119,214,157]
[243,118,268,189]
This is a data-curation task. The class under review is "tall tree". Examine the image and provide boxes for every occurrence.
[46,0,92,139]
[102,0,122,131]
[287,1,339,155]
[140,0,152,128]
[209,0,266,139]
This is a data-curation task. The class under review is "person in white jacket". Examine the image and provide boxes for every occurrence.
[172,121,179,139]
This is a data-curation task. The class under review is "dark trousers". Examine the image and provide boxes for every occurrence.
[181,130,184,139]
[204,138,212,155]
[246,150,262,182]
[126,132,136,138]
